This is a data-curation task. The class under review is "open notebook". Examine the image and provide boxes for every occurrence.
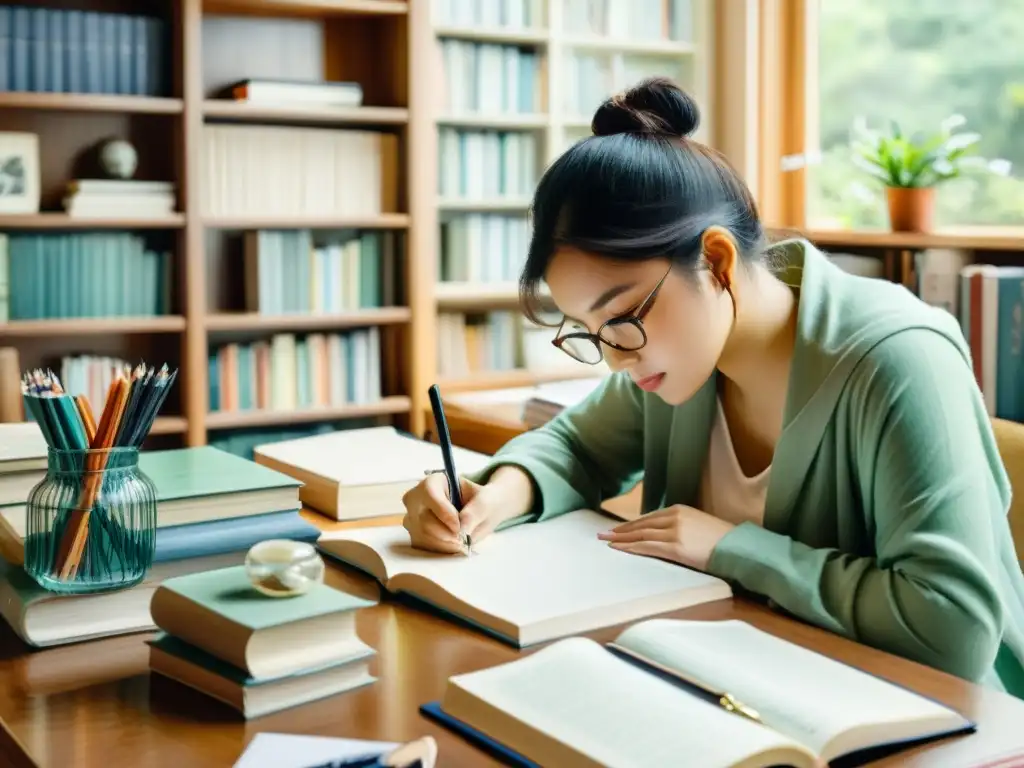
[421,618,974,768]
[317,509,731,647]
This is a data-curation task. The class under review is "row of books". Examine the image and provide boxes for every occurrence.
[958,264,1024,423]
[431,0,544,28]
[438,128,538,201]
[564,0,695,41]
[0,5,166,95]
[208,329,383,414]
[439,213,530,283]
[0,232,171,322]
[436,39,541,116]
[242,229,399,315]
[824,249,1024,423]
[563,50,688,117]
[202,124,397,219]
[438,311,521,375]
[55,355,137,418]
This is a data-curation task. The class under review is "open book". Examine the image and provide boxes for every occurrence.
[317,509,732,647]
[421,618,974,768]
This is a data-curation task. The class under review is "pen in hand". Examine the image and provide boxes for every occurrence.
[427,384,472,555]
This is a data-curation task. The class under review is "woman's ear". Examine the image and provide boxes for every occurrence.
[700,226,738,292]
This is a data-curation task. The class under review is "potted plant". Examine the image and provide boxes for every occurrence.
[850,115,1011,232]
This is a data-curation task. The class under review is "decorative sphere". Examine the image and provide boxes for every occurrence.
[99,139,138,179]
[245,539,325,597]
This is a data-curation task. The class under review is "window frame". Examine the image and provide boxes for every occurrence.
[754,0,1024,238]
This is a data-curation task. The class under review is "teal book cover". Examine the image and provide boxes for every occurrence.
[159,565,374,630]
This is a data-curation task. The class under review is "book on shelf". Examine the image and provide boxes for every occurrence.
[63,179,177,219]
[253,425,492,521]
[0,5,166,96]
[436,38,540,116]
[438,127,538,201]
[439,213,529,284]
[432,1,544,32]
[317,508,731,647]
[243,228,398,315]
[1,232,171,321]
[208,329,382,414]
[437,311,521,376]
[149,566,376,718]
[202,124,397,219]
[959,264,1024,422]
[227,78,363,107]
[421,618,974,768]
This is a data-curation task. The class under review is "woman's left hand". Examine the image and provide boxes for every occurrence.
[596,504,735,571]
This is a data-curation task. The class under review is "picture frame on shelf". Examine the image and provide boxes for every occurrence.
[0,132,40,215]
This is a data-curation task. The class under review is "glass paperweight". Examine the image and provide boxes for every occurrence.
[25,447,157,594]
[245,539,324,597]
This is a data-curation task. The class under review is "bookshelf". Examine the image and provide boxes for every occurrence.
[0,0,432,451]
[5,1,1016,451]
[429,0,710,393]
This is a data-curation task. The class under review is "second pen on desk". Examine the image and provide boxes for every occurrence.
[427,384,472,556]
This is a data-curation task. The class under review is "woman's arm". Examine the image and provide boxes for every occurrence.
[706,329,1007,682]
[464,371,647,525]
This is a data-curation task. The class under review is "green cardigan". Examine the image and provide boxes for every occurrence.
[469,238,1024,699]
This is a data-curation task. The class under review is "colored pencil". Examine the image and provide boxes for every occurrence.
[20,362,178,582]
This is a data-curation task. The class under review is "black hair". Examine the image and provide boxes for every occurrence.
[519,77,766,323]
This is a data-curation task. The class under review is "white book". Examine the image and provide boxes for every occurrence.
[318,508,732,646]
[253,425,492,520]
[424,618,973,768]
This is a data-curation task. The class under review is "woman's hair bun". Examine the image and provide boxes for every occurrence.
[591,77,700,139]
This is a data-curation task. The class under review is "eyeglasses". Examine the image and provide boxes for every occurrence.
[551,264,671,365]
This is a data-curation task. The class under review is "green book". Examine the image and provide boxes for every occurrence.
[149,632,376,719]
[1,446,303,540]
[149,565,374,681]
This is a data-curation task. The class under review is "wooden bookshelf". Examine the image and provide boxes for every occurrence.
[798,227,1024,252]
[430,1,712,392]
[0,0,432,449]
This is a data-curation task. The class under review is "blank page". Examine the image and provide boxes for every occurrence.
[320,510,731,642]
[446,637,809,768]
[614,619,964,756]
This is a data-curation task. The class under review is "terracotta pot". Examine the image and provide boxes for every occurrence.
[885,186,936,232]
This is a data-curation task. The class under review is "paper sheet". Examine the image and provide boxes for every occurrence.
[234,733,398,768]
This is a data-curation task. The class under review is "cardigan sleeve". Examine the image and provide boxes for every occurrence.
[707,329,1007,683]
[463,371,646,524]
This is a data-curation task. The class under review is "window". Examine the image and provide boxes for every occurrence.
[805,1,1024,229]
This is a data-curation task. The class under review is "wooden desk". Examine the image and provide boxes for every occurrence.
[0,510,1023,768]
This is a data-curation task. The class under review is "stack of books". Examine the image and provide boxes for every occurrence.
[63,179,177,219]
[0,423,47,563]
[0,442,318,647]
[148,565,376,718]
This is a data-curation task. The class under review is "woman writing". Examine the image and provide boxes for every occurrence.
[401,78,1024,698]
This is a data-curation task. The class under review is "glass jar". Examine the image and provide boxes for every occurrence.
[24,447,157,594]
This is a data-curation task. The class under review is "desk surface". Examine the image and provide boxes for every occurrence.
[0,510,1023,767]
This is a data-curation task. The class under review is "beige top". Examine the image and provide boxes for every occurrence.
[698,396,770,527]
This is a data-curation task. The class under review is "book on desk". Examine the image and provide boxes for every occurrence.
[420,617,975,768]
[148,565,377,719]
[0,435,316,647]
[318,508,732,647]
[253,425,493,521]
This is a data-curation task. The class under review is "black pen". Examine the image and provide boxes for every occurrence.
[427,384,471,554]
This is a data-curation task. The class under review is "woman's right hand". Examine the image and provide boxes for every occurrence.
[401,466,534,553]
